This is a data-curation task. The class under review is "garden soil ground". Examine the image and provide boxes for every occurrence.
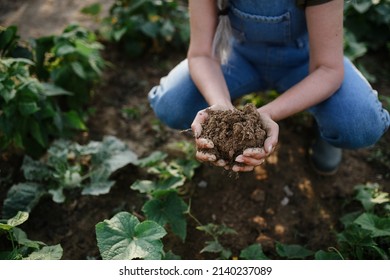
[1,0,389,259]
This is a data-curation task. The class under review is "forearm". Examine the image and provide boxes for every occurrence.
[188,55,233,108]
[258,65,344,121]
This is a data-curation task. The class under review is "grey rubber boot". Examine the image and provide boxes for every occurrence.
[309,137,342,176]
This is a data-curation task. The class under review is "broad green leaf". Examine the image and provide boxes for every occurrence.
[48,188,65,203]
[56,44,75,56]
[96,212,166,260]
[22,155,52,181]
[337,224,376,247]
[240,244,270,260]
[41,83,73,96]
[354,213,390,237]
[352,1,372,13]
[140,22,159,38]
[135,151,167,167]
[340,211,362,227]
[82,181,115,196]
[12,227,44,249]
[7,211,29,227]
[18,102,40,116]
[97,136,138,172]
[2,183,45,219]
[113,28,127,42]
[71,61,87,79]
[275,243,314,259]
[142,191,188,241]
[106,150,138,172]
[200,240,224,254]
[314,250,343,260]
[64,111,87,130]
[130,180,157,194]
[24,244,63,260]
[354,183,389,211]
[30,121,47,148]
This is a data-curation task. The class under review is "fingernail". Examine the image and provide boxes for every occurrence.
[235,156,244,163]
[268,145,273,153]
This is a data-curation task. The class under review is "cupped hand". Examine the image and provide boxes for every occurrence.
[191,104,233,167]
[231,111,279,172]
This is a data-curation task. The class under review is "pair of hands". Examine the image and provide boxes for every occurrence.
[191,105,279,172]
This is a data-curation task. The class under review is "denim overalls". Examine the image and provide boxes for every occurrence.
[148,0,390,149]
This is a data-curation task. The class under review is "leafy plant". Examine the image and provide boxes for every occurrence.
[239,243,270,260]
[0,26,32,59]
[2,136,137,218]
[33,24,105,115]
[100,0,189,56]
[130,142,200,241]
[0,211,63,260]
[0,57,72,156]
[196,223,237,259]
[344,0,390,51]
[336,183,390,259]
[95,211,166,260]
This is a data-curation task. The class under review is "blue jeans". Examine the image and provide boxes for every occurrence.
[148,0,390,149]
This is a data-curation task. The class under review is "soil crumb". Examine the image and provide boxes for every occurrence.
[199,104,266,166]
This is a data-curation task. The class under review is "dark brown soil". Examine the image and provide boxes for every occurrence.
[200,104,266,166]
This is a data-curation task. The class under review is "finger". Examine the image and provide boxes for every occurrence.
[242,147,267,159]
[235,155,265,166]
[196,151,216,162]
[195,138,214,149]
[262,122,279,155]
[213,159,227,167]
[232,165,255,172]
[191,110,209,138]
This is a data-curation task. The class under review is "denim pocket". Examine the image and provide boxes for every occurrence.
[230,6,291,44]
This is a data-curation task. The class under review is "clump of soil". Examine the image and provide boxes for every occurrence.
[199,104,267,166]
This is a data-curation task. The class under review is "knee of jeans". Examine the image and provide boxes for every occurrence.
[323,120,385,149]
[148,86,192,130]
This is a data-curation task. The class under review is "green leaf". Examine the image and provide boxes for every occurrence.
[96,212,166,260]
[140,22,159,38]
[64,111,87,130]
[355,183,389,211]
[71,61,87,79]
[142,191,188,241]
[98,136,138,172]
[135,151,167,167]
[7,211,29,227]
[352,1,372,13]
[56,44,75,56]
[22,156,52,181]
[82,181,115,196]
[18,102,40,116]
[130,180,157,194]
[314,249,343,260]
[24,244,63,260]
[2,183,45,219]
[275,242,314,259]
[30,121,47,148]
[197,223,237,237]
[113,28,128,42]
[12,227,44,249]
[80,3,102,16]
[240,244,270,260]
[48,188,66,203]
[200,240,224,254]
[41,83,73,96]
[354,213,390,237]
